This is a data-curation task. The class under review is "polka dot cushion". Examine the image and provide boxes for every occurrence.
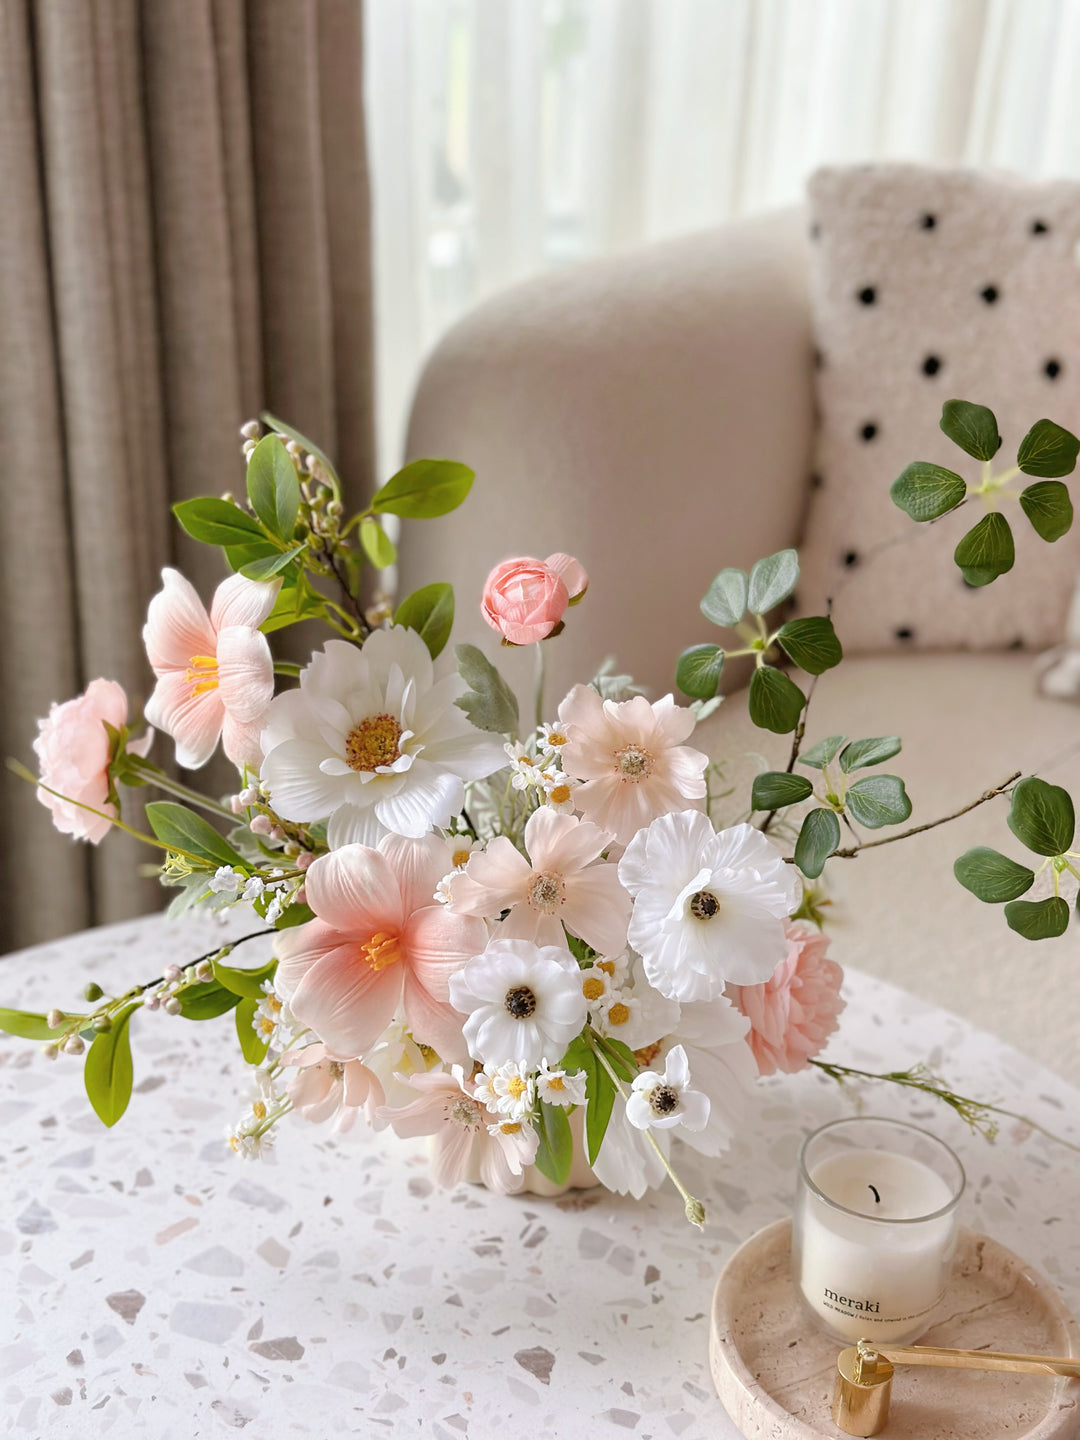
[796,163,1080,653]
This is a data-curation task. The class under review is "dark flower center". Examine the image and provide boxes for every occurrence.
[504,986,538,1019]
[689,889,720,919]
[650,1085,680,1116]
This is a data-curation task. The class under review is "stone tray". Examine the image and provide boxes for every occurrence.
[710,1219,1080,1439]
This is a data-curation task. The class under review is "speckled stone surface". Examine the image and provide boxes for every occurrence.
[2,913,1079,1439]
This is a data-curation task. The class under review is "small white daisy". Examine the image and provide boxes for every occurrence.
[538,722,570,756]
[579,965,611,1011]
[504,742,544,792]
[536,1058,587,1108]
[474,1060,536,1119]
[539,768,578,813]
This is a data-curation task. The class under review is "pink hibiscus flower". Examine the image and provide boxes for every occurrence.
[273,834,488,1062]
[728,922,845,1076]
[557,684,708,846]
[34,679,152,843]
[447,804,629,954]
[143,568,280,770]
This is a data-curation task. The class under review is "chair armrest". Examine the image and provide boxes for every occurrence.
[400,206,815,700]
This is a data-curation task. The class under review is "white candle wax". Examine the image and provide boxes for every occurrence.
[795,1147,958,1343]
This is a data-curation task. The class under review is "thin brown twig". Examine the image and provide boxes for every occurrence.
[830,771,1021,859]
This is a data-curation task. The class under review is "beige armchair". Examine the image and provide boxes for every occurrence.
[400,207,1080,1081]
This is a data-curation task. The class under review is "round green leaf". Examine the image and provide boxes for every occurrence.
[1007,776,1075,856]
[751,771,814,811]
[1016,418,1080,478]
[372,459,474,519]
[747,550,800,615]
[954,847,1036,903]
[676,644,725,700]
[890,462,967,521]
[845,774,912,829]
[794,807,841,879]
[940,399,1001,461]
[954,512,1014,586]
[359,516,398,569]
[798,734,847,769]
[1019,481,1073,543]
[776,616,843,675]
[699,568,748,627]
[1004,895,1070,941]
[748,666,806,734]
[246,435,301,539]
[394,582,455,659]
[84,1003,138,1128]
[838,736,902,773]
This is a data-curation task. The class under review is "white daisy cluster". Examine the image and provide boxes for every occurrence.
[205,865,299,925]
[503,724,579,814]
[472,1055,587,1144]
[251,979,295,1056]
[225,1068,288,1161]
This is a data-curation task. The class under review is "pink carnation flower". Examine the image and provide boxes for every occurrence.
[557,684,708,846]
[143,568,280,771]
[33,679,151,843]
[273,834,488,1062]
[728,922,845,1076]
[481,552,588,646]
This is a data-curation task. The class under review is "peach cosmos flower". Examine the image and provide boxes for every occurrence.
[33,679,152,843]
[143,568,280,770]
[481,552,588,645]
[447,804,629,954]
[273,834,489,1062]
[728,922,845,1076]
[280,1042,383,1131]
[557,684,708,846]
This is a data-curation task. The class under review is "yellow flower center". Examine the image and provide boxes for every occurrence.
[252,1100,267,1120]
[549,784,572,805]
[615,743,651,780]
[634,1041,662,1067]
[597,959,616,976]
[346,713,403,772]
[184,653,219,696]
[228,1134,242,1152]
[361,930,403,971]
[257,1016,276,1037]
[546,731,567,747]
[507,1075,528,1099]
[607,1002,631,1027]
[452,848,473,869]
[499,1121,522,1135]
[582,976,606,1002]
[545,1074,566,1091]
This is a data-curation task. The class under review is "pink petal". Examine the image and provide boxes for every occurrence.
[210,572,282,632]
[216,626,274,722]
[379,832,456,917]
[447,836,532,916]
[430,1124,478,1188]
[289,945,402,1058]
[560,865,631,955]
[545,552,588,599]
[402,969,470,1062]
[221,712,265,771]
[405,905,489,1002]
[143,670,223,770]
[523,806,610,872]
[273,920,345,999]
[304,845,406,935]
[143,569,216,673]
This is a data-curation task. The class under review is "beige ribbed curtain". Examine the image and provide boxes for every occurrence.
[0,0,375,952]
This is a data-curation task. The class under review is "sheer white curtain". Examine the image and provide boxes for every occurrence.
[365,0,1080,474]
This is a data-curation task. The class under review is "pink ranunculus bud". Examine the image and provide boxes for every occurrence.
[727,921,846,1077]
[33,680,153,844]
[481,556,573,646]
[545,552,588,603]
[296,851,315,872]
[249,814,274,836]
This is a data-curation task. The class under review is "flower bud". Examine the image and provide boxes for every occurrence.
[240,419,261,440]
[92,1015,113,1033]
[163,996,182,1016]
[239,787,259,806]
[684,1196,706,1229]
[249,814,273,836]
[283,840,300,857]
[47,1008,66,1030]
[163,964,181,983]
[296,851,314,872]
[230,794,245,815]
[83,981,104,1002]
[269,826,285,842]
[63,1034,85,1056]
[145,994,160,1011]
[327,499,344,519]
[41,1042,59,1061]
[221,491,235,505]
[295,885,307,906]
[195,960,213,982]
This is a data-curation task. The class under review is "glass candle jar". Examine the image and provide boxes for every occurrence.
[792,1116,965,1344]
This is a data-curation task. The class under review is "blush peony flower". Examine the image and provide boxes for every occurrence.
[448,938,589,1067]
[619,810,800,1001]
[728,922,845,1076]
[280,1042,383,1130]
[446,805,629,955]
[557,685,708,846]
[143,568,280,771]
[481,552,587,646]
[273,834,489,1062]
[33,679,152,843]
[259,628,506,848]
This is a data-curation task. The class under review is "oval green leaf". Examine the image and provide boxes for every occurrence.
[676,643,725,700]
[239,544,306,581]
[0,1008,67,1041]
[845,774,912,829]
[1016,418,1080,478]
[700,568,748,627]
[1004,895,1070,941]
[214,956,278,1000]
[799,734,847,769]
[776,616,843,675]
[262,412,343,492]
[177,980,242,1021]
[954,512,1014,586]
[359,517,398,569]
[372,459,474,519]
[794,807,841,879]
[1007,776,1075,856]
[173,497,266,549]
[235,996,271,1065]
[394,582,455,659]
[747,550,800,615]
[1019,480,1073,543]
[751,771,814,811]
[145,802,248,869]
[84,1003,138,1127]
[454,643,520,734]
[954,847,1036,903]
[748,666,806,734]
[890,462,968,522]
[940,399,1001,461]
[533,1100,574,1186]
[838,736,902,773]
[246,435,301,539]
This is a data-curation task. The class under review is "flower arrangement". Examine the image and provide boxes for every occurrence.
[7,400,1080,1227]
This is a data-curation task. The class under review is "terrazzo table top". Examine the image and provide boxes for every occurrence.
[2,913,1079,1439]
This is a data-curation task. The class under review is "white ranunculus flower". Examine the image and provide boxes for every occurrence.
[625,1044,709,1133]
[619,810,800,1002]
[259,628,506,846]
[448,938,589,1068]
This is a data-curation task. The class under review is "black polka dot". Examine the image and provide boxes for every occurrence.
[843,550,859,568]
[857,285,877,305]
[860,422,878,442]
[1008,636,1025,650]
[894,626,914,642]
[810,472,824,490]
[920,212,937,230]
[810,221,821,240]
[980,285,1000,304]
[922,355,942,376]
[1031,219,1049,235]
[813,348,826,370]
[1045,358,1062,380]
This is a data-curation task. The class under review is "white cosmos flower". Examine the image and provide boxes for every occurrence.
[619,811,800,1002]
[625,1045,709,1133]
[448,938,589,1068]
[260,628,506,847]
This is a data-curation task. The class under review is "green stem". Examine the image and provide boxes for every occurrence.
[122,758,235,819]
[534,642,546,732]
[273,660,303,678]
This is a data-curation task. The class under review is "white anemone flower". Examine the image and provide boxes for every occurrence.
[448,938,589,1067]
[619,810,800,1002]
[259,629,506,847]
[625,1044,709,1133]
[658,996,756,1159]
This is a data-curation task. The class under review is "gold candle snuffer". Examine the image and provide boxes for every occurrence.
[833,1337,1080,1436]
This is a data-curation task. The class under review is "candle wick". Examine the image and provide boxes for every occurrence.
[868,1184,881,1204]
